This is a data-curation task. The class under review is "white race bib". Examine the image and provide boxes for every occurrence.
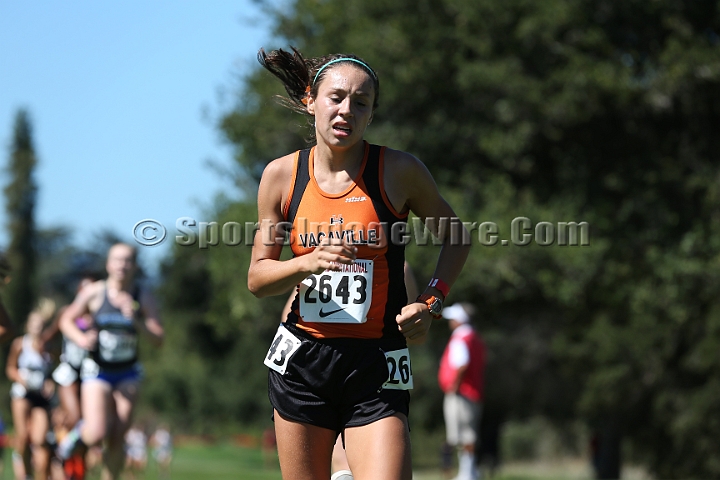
[21,369,45,391]
[382,348,413,390]
[64,340,88,367]
[52,362,79,387]
[263,325,302,375]
[98,329,137,362]
[80,358,101,380]
[299,260,373,323]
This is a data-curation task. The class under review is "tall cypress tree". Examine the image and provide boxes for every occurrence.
[3,109,38,328]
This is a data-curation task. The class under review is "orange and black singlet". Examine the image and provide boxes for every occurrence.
[284,142,408,343]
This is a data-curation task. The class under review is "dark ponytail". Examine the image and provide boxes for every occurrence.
[257,47,312,116]
[258,47,380,142]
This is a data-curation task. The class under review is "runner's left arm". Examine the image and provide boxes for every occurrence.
[404,262,419,303]
[388,150,471,344]
[39,305,64,349]
[137,290,163,347]
[5,337,24,385]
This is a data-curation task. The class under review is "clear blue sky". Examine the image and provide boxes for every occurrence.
[0,1,271,274]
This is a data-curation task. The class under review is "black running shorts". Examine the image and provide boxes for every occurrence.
[268,323,410,433]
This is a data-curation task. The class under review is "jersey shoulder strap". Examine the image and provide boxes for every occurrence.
[362,144,394,223]
[286,148,312,224]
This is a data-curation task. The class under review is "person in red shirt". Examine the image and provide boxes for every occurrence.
[438,303,486,480]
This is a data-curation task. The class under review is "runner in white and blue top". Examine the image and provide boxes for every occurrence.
[86,285,143,383]
[56,243,163,480]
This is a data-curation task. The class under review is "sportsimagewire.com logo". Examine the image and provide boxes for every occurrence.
[133,216,590,249]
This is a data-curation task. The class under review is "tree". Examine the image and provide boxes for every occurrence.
[3,109,38,329]
[215,0,720,477]
[143,202,287,431]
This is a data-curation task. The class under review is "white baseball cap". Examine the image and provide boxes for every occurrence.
[442,304,469,324]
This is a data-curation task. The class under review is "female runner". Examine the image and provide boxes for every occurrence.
[249,47,470,480]
[57,243,163,480]
[7,300,56,480]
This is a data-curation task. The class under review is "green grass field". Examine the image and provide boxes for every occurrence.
[137,443,284,480]
[0,442,647,480]
[0,442,284,480]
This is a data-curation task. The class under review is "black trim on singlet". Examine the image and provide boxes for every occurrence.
[91,284,142,371]
[95,285,142,319]
[286,148,312,225]
[284,144,407,344]
[361,145,407,342]
[285,148,311,327]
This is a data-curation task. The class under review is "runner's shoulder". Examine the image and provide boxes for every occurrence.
[382,148,433,203]
[259,153,297,210]
[382,148,425,178]
[261,153,296,184]
[82,280,106,300]
[9,335,23,351]
[80,280,107,312]
[382,147,418,163]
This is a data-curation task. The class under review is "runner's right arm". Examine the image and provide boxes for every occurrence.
[59,283,99,350]
[248,155,357,298]
[136,289,163,347]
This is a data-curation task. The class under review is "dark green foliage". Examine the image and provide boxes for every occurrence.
[146,203,287,431]
[2,109,38,329]
[34,227,121,303]
[152,0,720,476]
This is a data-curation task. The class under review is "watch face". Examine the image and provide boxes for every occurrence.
[429,298,443,315]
